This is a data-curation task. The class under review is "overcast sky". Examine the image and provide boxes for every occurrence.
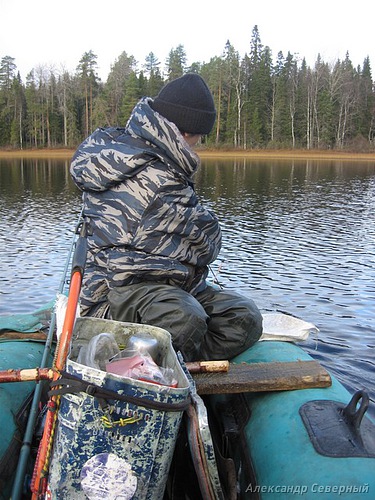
[1,0,374,82]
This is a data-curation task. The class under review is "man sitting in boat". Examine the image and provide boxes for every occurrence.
[70,73,262,361]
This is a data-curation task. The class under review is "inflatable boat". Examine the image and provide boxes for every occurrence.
[1,308,374,499]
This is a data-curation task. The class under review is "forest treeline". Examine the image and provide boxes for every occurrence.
[1,26,374,151]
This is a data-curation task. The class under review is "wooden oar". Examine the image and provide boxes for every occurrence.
[31,222,87,498]
[0,361,229,384]
[0,367,54,383]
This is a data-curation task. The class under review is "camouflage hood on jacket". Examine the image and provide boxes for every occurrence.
[71,97,200,191]
[70,98,221,316]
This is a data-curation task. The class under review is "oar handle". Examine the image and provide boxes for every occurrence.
[186,360,229,373]
[0,368,54,383]
[54,270,82,372]
[53,220,88,372]
[71,220,88,275]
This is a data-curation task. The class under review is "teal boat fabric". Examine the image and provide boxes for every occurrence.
[0,301,54,333]
[0,340,49,495]
[231,342,375,499]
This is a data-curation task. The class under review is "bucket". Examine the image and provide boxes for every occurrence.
[47,317,190,499]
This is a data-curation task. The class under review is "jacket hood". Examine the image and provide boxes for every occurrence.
[126,97,200,177]
[70,127,159,192]
[70,98,200,192]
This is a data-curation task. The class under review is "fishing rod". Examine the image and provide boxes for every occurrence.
[11,211,83,500]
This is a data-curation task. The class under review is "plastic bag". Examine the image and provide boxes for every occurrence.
[76,332,178,387]
[260,313,319,342]
[106,349,178,387]
[77,332,120,371]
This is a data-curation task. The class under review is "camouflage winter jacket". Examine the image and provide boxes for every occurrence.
[70,97,222,316]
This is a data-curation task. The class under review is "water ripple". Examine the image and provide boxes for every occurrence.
[1,158,375,417]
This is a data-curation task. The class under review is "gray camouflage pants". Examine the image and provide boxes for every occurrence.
[108,283,263,362]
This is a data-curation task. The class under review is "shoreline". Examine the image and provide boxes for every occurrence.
[1,148,375,161]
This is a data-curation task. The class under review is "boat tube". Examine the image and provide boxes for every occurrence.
[0,340,47,499]
[206,341,375,499]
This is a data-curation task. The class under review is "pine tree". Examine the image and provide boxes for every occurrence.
[105,51,136,125]
[119,71,140,124]
[166,45,187,80]
[144,52,163,96]
[356,57,374,145]
[0,56,17,145]
[76,50,100,137]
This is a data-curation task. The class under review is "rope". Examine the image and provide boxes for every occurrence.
[100,414,142,428]
[30,396,60,497]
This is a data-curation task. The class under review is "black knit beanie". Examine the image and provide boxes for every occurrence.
[151,73,216,135]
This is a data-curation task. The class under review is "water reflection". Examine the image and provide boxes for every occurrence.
[0,159,81,312]
[197,159,375,414]
[1,157,375,416]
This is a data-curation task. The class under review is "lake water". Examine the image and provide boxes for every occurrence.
[1,156,374,417]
